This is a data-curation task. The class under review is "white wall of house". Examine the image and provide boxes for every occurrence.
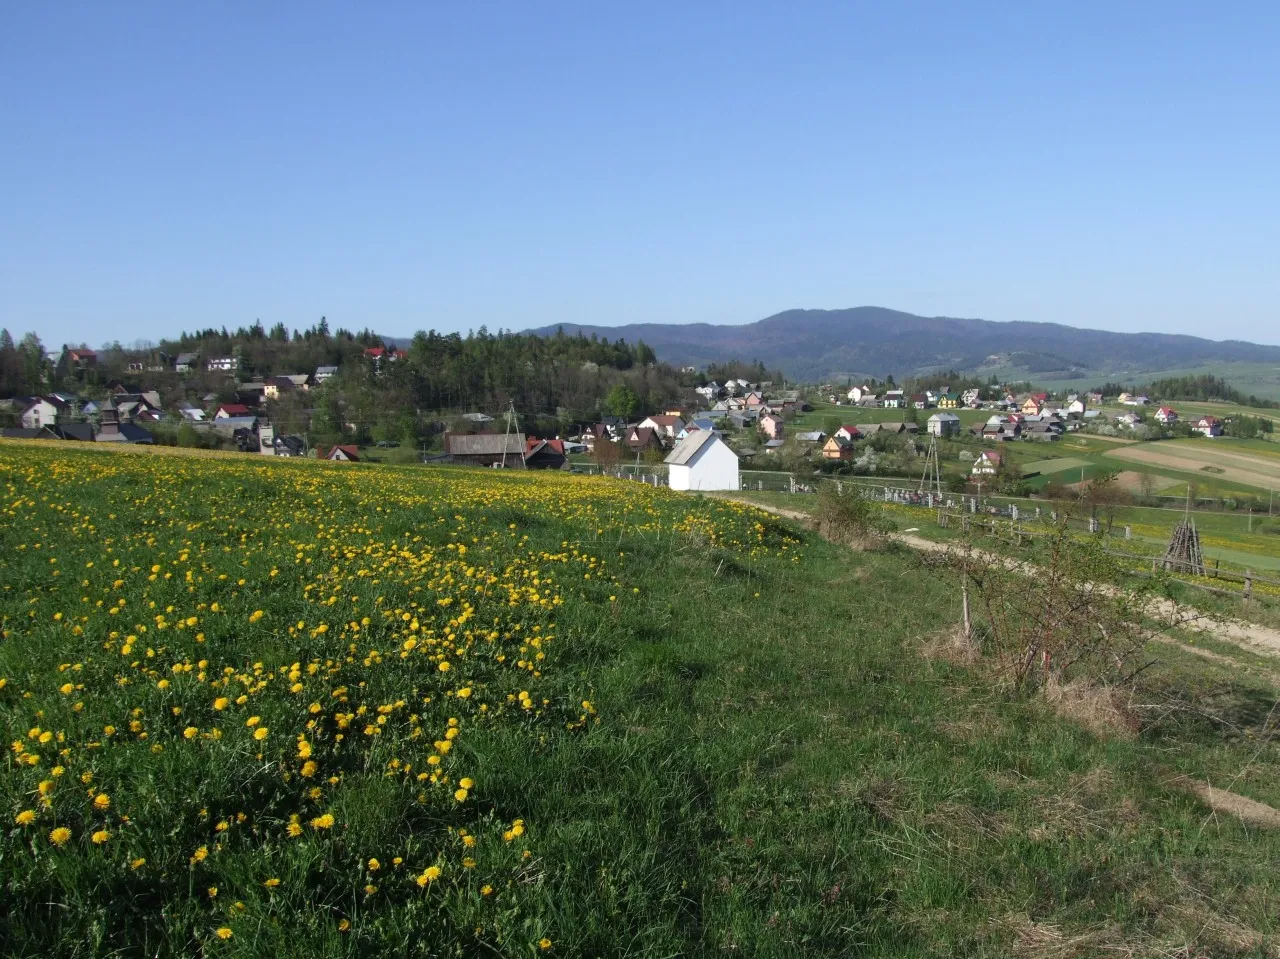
[22,400,58,428]
[669,438,739,491]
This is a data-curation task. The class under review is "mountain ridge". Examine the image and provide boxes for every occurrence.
[524,307,1280,381]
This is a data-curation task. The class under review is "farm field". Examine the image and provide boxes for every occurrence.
[1104,439,1280,493]
[3,444,1280,956]
[1021,456,1089,476]
[973,361,1280,402]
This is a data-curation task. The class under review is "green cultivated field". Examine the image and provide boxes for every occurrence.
[3,444,1280,956]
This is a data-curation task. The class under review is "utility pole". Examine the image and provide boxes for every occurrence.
[500,399,525,469]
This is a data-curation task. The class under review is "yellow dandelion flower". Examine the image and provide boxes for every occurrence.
[14,809,36,826]
[183,727,199,739]
[310,813,335,830]
[539,938,552,951]
[91,829,110,844]
[93,793,110,810]
[367,857,381,871]
[253,727,268,741]
[214,927,233,940]
[131,858,146,870]
[49,826,72,846]
[264,877,281,888]
[454,788,468,802]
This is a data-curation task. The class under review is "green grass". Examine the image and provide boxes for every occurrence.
[2,444,1280,956]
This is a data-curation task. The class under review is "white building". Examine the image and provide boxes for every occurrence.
[664,430,739,492]
[21,398,59,429]
[926,412,961,437]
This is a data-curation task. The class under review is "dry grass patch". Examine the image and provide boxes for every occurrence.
[1044,676,1143,739]
[919,623,982,667]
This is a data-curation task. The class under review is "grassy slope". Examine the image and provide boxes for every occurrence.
[1,444,1279,956]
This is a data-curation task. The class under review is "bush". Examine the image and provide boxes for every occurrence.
[815,484,892,548]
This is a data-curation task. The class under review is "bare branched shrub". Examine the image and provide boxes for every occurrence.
[815,484,892,549]
[925,514,1158,695]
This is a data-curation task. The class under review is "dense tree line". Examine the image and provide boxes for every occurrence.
[1092,374,1278,409]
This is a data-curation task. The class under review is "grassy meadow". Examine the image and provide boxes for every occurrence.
[2,443,1280,957]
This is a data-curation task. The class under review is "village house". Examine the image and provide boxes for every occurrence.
[1021,397,1044,416]
[758,412,783,439]
[1154,406,1179,425]
[665,430,739,491]
[1066,399,1086,415]
[882,390,905,409]
[834,424,862,443]
[1118,412,1144,429]
[821,435,855,461]
[961,388,982,407]
[846,385,872,403]
[927,412,961,437]
[314,365,339,383]
[638,414,685,440]
[524,438,570,470]
[1086,391,1104,405]
[624,426,665,453]
[795,430,826,445]
[910,393,930,409]
[1192,415,1223,437]
[174,352,199,373]
[324,445,360,462]
[971,450,1001,476]
[20,398,59,429]
[206,356,238,373]
[214,403,253,420]
[937,392,961,409]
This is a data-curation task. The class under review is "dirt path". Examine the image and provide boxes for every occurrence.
[728,497,1280,659]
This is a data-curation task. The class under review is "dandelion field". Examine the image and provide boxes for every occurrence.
[3,444,1280,957]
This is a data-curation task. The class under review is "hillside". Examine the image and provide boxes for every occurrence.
[528,307,1280,387]
[2,443,1279,956]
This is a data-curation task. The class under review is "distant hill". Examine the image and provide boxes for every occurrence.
[527,307,1280,383]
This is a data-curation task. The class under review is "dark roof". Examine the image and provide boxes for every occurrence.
[2,427,50,440]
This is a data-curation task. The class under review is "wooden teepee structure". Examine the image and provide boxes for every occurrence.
[1162,495,1206,575]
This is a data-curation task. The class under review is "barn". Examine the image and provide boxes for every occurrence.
[664,430,739,492]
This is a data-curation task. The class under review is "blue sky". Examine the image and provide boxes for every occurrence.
[3,2,1278,347]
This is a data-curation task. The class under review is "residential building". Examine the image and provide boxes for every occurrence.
[638,414,685,439]
[937,392,961,409]
[926,412,961,437]
[174,352,199,373]
[206,356,238,373]
[834,424,862,443]
[758,412,783,439]
[1154,406,1179,425]
[971,450,1001,475]
[20,398,59,429]
[324,445,361,462]
[314,365,339,383]
[524,438,570,470]
[1192,415,1223,437]
[821,435,855,460]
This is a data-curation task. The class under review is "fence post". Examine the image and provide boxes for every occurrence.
[1244,570,1252,600]
[1088,517,1099,533]
[1124,525,1131,540]
[1010,504,1019,521]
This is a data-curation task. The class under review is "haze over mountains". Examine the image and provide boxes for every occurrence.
[528,307,1280,382]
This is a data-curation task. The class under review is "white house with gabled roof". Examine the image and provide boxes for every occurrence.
[665,430,739,491]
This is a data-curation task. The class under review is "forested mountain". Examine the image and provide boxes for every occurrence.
[529,307,1280,381]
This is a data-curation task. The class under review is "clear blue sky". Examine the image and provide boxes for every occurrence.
[3,2,1279,348]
